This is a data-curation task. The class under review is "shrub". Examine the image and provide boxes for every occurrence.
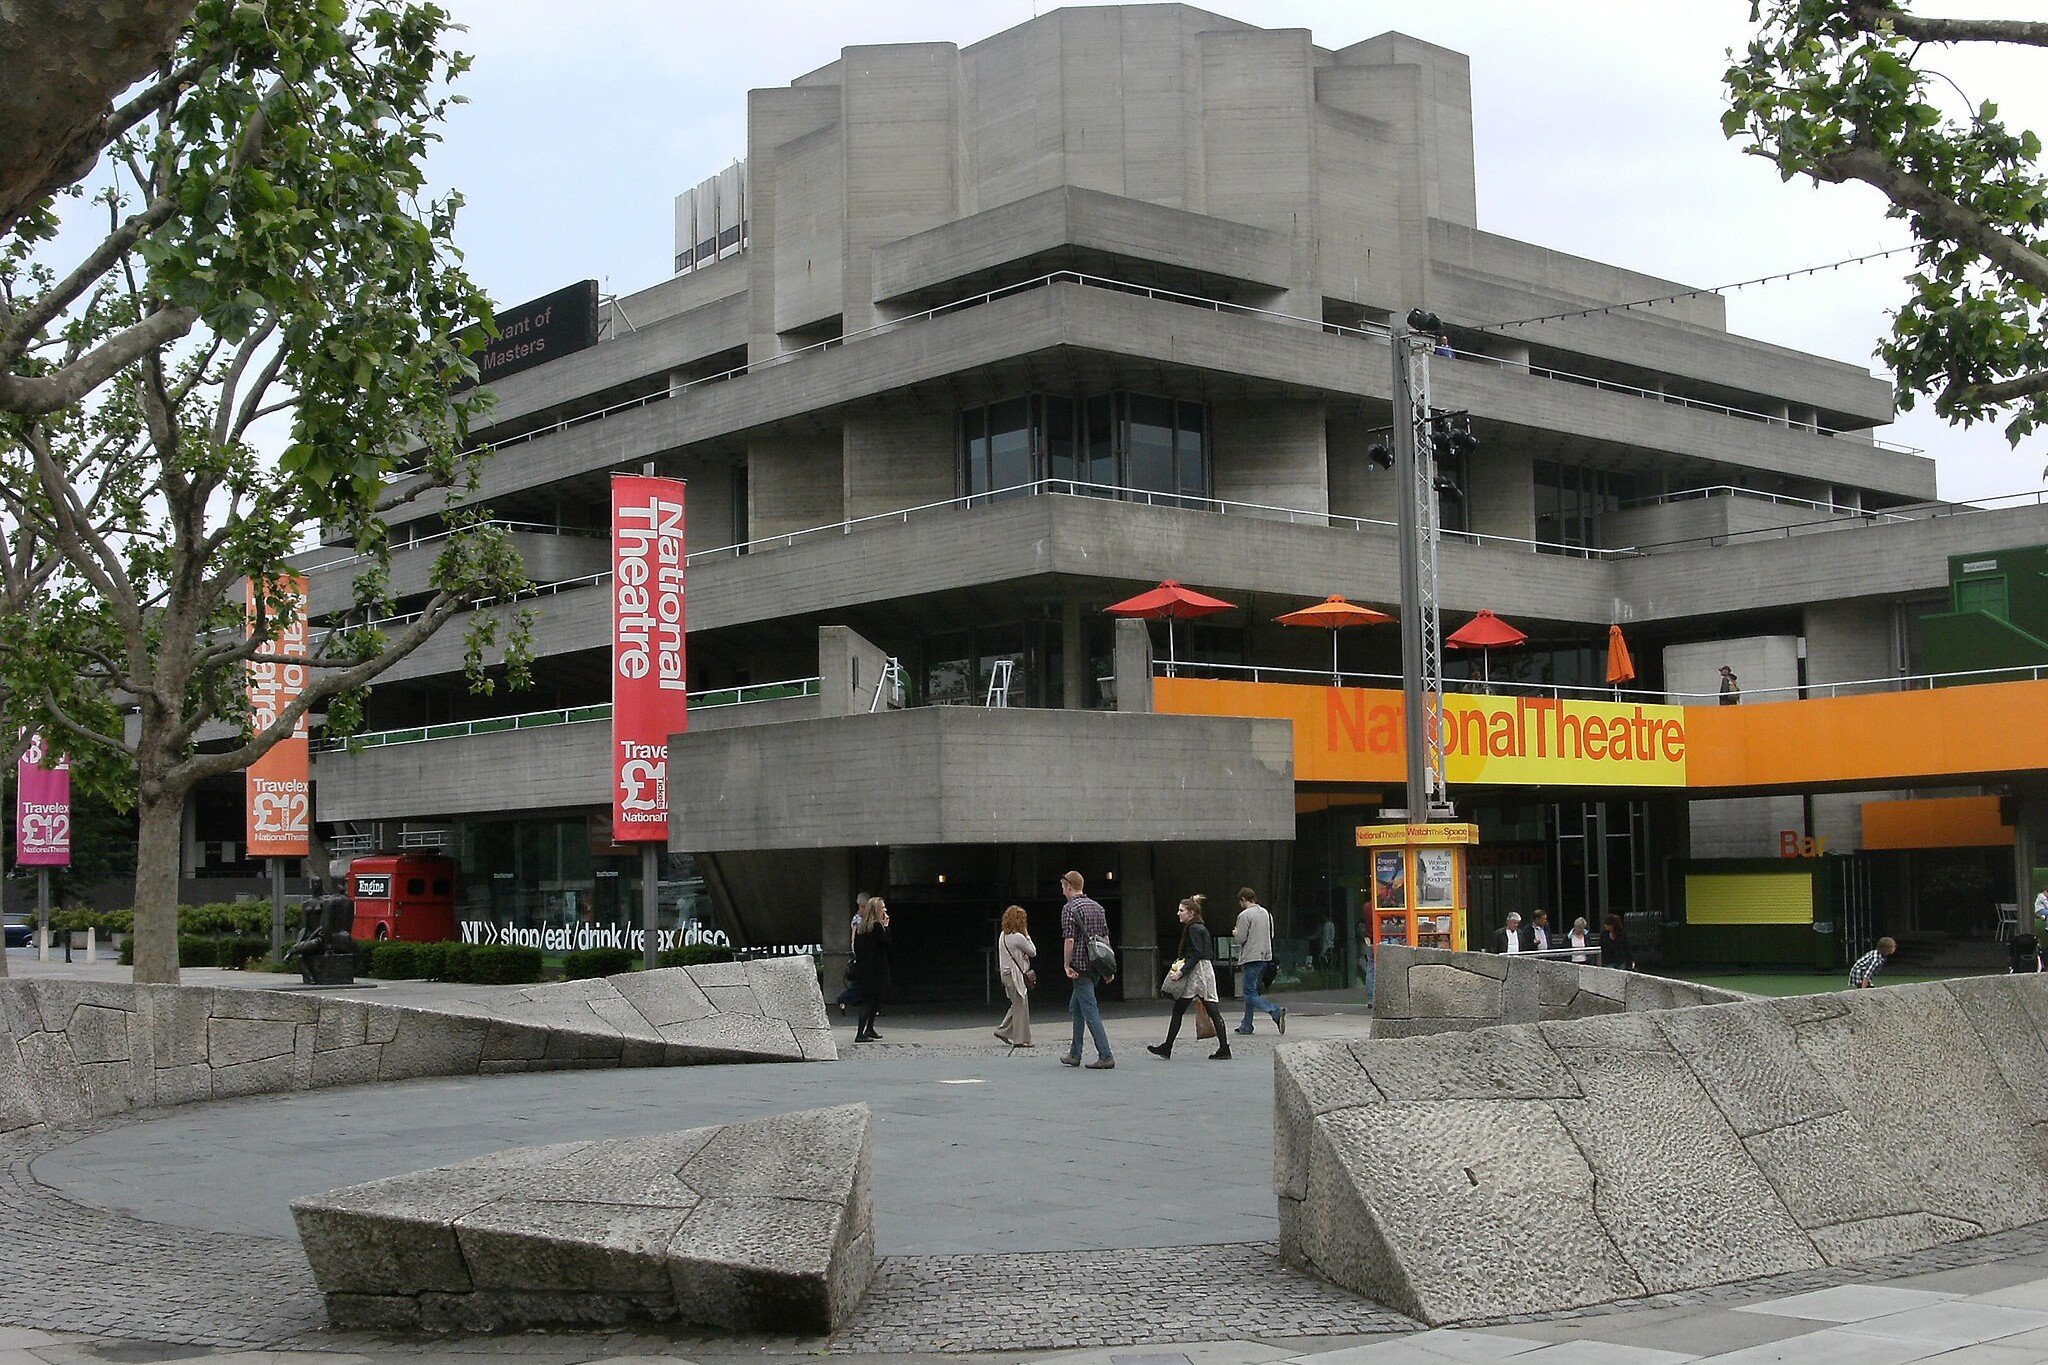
[411,941,452,980]
[659,943,737,968]
[366,941,421,979]
[459,944,543,985]
[562,947,638,980]
[214,935,270,970]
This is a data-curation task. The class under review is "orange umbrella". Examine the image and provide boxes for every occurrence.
[1105,580,1237,676]
[1446,610,1528,689]
[1276,595,1394,685]
[1606,624,1637,689]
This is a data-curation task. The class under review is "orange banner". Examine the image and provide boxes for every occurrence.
[1157,675,2048,793]
[245,574,310,858]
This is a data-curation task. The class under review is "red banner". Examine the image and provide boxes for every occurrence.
[245,573,311,858]
[611,476,688,843]
[14,732,70,867]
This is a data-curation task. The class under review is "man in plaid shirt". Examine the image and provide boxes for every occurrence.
[1059,870,1116,1070]
[1848,937,1896,988]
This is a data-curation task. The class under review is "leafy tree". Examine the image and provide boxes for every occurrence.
[0,0,531,984]
[1726,3,2048,448]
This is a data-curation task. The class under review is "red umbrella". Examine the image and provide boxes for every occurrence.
[1105,580,1236,677]
[1446,610,1528,689]
[1276,595,1394,685]
[1606,624,1637,692]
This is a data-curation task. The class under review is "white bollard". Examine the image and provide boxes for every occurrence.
[85,927,97,965]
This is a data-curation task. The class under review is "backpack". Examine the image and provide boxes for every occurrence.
[1086,932,1118,979]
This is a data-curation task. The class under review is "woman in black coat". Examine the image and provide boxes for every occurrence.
[853,897,893,1042]
[1147,894,1232,1061]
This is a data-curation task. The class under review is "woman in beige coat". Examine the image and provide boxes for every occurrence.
[994,904,1037,1046]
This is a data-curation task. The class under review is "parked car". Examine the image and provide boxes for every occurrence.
[4,914,32,949]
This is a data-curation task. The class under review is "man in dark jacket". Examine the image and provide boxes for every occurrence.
[1490,911,1531,955]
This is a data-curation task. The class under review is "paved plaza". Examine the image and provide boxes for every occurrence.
[8,956,2048,1361]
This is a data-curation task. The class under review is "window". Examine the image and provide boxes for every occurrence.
[1534,460,1637,554]
[960,393,1213,505]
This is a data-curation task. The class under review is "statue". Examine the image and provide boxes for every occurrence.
[286,893,357,985]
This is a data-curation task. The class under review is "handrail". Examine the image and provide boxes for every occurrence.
[1616,485,1915,524]
[1157,658,2048,704]
[390,268,1921,480]
[299,519,604,575]
[313,676,820,751]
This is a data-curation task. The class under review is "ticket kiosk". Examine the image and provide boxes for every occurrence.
[1358,822,1477,951]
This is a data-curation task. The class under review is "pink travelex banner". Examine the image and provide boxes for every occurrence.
[611,475,688,843]
[15,732,70,867]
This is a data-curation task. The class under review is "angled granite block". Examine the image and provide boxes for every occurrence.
[294,1105,874,1335]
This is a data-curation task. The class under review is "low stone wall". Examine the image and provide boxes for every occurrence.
[294,1104,876,1334]
[1372,944,1747,1037]
[0,958,833,1135]
[1279,973,2048,1325]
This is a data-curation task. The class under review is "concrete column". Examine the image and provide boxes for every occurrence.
[819,625,893,716]
[1117,842,1159,1001]
[748,431,843,540]
[1211,399,1328,515]
[1465,442,1534,544]
[821,847,855,998]
[1062,598,1087,710]
[1113,618,1154,712]
[843,410,954,522]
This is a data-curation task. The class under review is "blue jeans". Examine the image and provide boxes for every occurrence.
[1068,974,1112,1060]
[1241,960,1282,1029]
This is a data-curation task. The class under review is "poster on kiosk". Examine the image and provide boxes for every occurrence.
[611,476,688,844]
[1359,823,1477,951]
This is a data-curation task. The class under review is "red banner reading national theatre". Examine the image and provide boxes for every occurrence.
[611,476,687,843]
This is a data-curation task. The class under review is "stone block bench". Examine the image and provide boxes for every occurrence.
[0,958,833,1136]
[1279,972,2048,1325]
[293,1104,875,1333]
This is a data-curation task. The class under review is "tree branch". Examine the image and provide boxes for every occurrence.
[0,306,199,416]
[1852,5,2048,48]
[0,192,182,357]
[1815,142,2048,292]
[1943,366,2048,410]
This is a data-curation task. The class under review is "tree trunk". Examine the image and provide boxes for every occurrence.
[131,790,183,984]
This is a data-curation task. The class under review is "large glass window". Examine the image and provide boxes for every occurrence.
[1533,460,1636,554]
[960,393,1213,504]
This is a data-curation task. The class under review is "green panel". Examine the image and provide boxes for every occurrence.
[1916,609,2048,680]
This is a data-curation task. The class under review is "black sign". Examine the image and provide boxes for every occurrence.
[353,874,391,899]
[470,279,598,386]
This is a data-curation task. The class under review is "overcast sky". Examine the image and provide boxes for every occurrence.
[430,1,2046,503]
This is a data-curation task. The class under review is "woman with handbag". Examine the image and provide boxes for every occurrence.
[1147,895,1232,1061]
[993,904,1037,1046]
[853,897,892,1043]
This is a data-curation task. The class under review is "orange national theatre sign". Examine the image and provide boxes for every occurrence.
[1157,677,1688,788]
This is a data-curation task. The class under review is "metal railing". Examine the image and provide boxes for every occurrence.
[1157,658,2048,705]
[299,519,605,575]
[315,676,820,751]
[1617,485,1915,524]
[389,267,1920,480]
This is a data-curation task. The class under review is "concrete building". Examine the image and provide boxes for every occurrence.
[299,5,2048,994]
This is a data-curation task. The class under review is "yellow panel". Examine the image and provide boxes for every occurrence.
[1686,872,1815,926]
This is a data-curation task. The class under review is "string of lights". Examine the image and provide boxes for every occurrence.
[1472,245,1918,332]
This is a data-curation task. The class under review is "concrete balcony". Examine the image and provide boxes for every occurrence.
[303,529,608,618]
[666,706,1295,852]
[366,490,1624,687]
[313,688,818,824]
[409,282,1929,522]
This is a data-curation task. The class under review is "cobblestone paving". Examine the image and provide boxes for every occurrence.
[835,1244,1415,1352]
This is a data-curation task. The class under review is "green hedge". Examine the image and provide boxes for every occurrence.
[56,902,305,937]
[361,940,542,985]
[562,947,638,980]
[659,943,737,968]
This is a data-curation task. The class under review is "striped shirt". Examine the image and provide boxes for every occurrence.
[1848,948,1886,987]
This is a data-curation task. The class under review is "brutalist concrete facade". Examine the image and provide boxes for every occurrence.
[303,5,2048,983]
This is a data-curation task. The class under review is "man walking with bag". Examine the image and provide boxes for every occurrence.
[1233,886,1286,1036]
[1059,870,1116,1070]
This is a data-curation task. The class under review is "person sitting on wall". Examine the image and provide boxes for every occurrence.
[1718,665,1741,705]
[1491,911,1529,954]
[1849,937,1897,989]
